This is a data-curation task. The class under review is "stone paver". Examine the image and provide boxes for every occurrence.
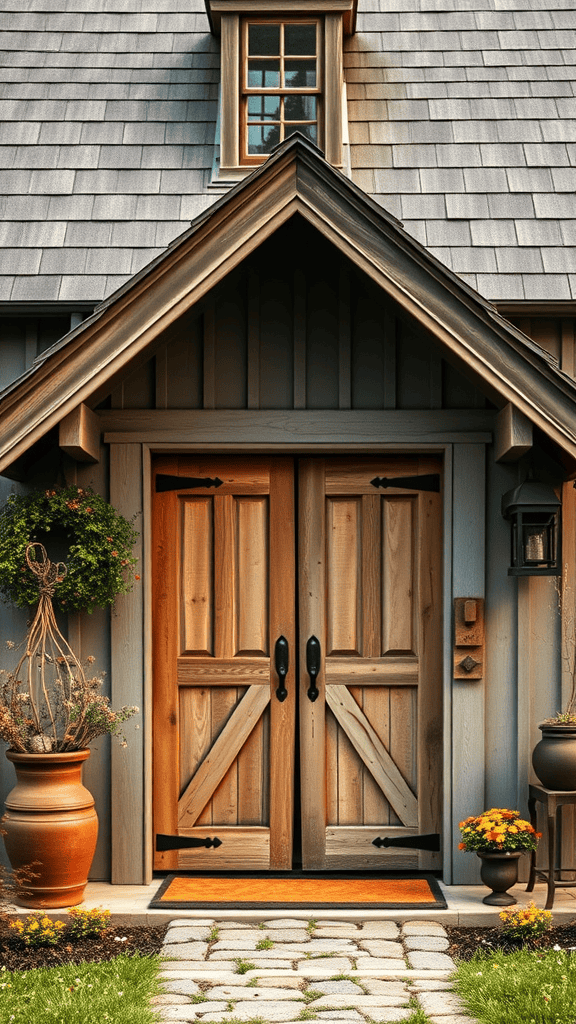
[161,979,202,996]
[359,922,400,938]
[296,956,357,973]
[208,985,303,1000]
[156,914,471,1022]
[401,921,447,936]
[195,1005,303,1021]
[312,995,410,1009]
[313,980,363,993]
[358,939,405,957]
[162,942,211,960]
[314,926,362,938]
[403,935,450,951]
[315,1014,365,1022]
[164,926,214,942]
[263,918,312,927]
[428,1018,478,1024]
[406,950,456,971]
[418,991,468,1015]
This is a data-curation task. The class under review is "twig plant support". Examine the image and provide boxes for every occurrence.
[0,541,139,908]
[532,568,576,790]
[0,545,138,753]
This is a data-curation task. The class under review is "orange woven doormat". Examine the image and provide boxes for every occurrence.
[149,873,446,909]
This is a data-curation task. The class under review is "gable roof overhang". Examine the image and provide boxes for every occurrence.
[1,134,576,475]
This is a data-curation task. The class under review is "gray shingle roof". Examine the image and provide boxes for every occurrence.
[0,0,575,304]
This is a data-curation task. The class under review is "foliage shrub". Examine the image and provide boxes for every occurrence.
[0,485,139,614]
[499,901,552,943]
[9,912,66,947]
[67,906,111,939]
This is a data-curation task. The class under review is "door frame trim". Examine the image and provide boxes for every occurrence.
[108,438,486,884]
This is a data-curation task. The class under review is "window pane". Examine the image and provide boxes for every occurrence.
[284,24,316,56]
[248,24,280,56]
[284,94,316,122]
[247,95,280,121]
[248,59,280,88]
[284,123,317,144]
[284,59,316,89]
[248,123,280,154]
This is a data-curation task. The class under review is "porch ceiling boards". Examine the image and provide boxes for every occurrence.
[1,135,576,472]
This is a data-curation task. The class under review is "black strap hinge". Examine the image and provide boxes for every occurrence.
[371,474,440,493]
[156,834,222,851]
[372,833,440,851]
[156,475,223,492]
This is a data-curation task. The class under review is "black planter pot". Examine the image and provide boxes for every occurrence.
[532,724,576,791]
[477,850,522,905]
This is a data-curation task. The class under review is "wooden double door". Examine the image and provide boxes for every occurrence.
[153,455,442,872]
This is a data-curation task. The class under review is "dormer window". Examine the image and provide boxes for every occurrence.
[243,19,320,161]
[206,0,357,182]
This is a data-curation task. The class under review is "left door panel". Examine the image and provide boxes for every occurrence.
[153,456,296,871]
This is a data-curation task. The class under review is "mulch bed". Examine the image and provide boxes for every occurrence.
[3,921,576,972]
[447,923,576,960]
[0,924,167,972]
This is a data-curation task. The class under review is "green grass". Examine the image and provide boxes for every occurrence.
[255,937,274,950]
[234,958,256,974]
[0,952,162,1024]
[453,946,576,1023]
[302,988,323,1003]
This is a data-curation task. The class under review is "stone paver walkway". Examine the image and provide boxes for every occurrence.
[153,918,477,1024]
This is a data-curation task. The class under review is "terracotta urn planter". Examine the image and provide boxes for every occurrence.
[477,850,522,906]
[2,749,98,909]
[532,724,576,791]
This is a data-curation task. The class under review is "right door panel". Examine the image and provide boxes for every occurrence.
[299,457,443,871]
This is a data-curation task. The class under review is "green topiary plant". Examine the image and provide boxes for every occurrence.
[0,485,139,614]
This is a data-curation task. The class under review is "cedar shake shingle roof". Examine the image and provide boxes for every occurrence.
[0,0,574,305]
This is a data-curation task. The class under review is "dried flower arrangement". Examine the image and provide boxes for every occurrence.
[0,545,138,753]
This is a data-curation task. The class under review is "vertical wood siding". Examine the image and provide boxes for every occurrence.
[0,244,574,883]
[104,221,492,416]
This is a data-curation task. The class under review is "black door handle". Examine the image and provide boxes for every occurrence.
[275,635,289,702]
[306,635,321,702]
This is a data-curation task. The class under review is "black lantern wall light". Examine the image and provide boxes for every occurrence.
[502,481,561,577]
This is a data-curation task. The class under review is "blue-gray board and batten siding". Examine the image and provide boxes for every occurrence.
[0,228,567,884]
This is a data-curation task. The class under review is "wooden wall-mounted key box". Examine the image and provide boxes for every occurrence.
[454,597,485,680]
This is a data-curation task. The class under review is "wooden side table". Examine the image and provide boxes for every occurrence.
[526,783,576,909]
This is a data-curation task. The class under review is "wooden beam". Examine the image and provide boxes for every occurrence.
[208,0,357,36]
[219,15,240,172]
[100,408,495,445]
[451,444,486,885]
[59,403,101,463]
[494,403,533,463]
[324,14,344,167]
[110,443,145,884]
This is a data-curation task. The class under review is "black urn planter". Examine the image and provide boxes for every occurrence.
[477,850,522,905]
[532,724,576,791]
